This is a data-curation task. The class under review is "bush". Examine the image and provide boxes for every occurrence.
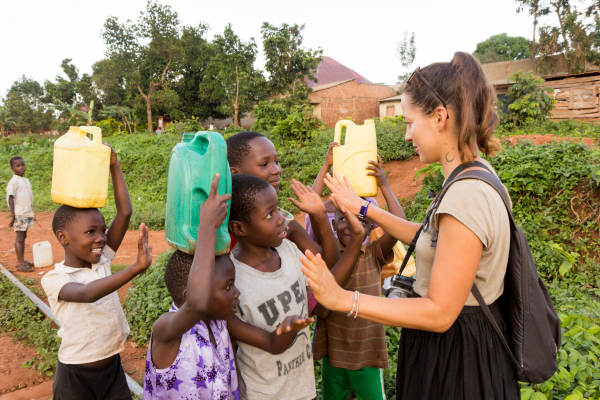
[501,70,555,127]
[271,105,327,148]
[0,274,61,374]
[251,100,292,133]
[95,118,125,136]
[496,118,600,141]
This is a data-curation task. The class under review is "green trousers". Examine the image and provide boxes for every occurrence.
[321,356,386,400]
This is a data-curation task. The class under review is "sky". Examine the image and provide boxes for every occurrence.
[1,0,547,98]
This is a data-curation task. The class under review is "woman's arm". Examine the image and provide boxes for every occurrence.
[301,213,482,332]
[325,172,421,245]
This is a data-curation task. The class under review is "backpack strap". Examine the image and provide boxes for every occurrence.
[445,168,523,371]
[471,283,520,369]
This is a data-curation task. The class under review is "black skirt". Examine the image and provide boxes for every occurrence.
[396,302,520,400]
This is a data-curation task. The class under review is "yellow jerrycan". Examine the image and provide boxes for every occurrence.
[332,120,378,197]
[51,126,111,208]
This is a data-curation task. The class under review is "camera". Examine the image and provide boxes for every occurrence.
[384,274,417,299]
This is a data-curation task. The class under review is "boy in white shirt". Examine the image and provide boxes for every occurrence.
[6,156,35,272]
[41,144,153,400]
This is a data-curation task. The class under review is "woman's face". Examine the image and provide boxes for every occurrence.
[401,93,444,165]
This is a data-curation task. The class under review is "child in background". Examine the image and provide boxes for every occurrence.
[145,175,312,399]
[312,162,405,400]
[41,144,151,400]
[229,174,346,400]
[6,156,35,272]
[225,131,340,269]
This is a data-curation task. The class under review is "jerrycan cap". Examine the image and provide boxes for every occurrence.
[364,119,375,124]
[182,132,195,143]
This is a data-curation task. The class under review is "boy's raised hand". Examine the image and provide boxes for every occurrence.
[324,142,340,169]
[275,315,315,335]
[102,142,118,166]
[289,179,326,215]
[366,155,389,188]
[135,223,153,271]
[200,173,232,230]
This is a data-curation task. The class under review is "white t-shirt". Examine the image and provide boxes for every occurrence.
[230,239,316,400]
[6,175,34,217]
[41,246,130,364]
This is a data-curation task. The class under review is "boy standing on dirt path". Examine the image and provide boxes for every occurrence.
[41,143,153,400]
[6,156,35,272]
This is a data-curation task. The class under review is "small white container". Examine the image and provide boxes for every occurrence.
[33,241,53,268]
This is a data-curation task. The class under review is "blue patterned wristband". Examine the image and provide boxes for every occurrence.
[359,200,370,220]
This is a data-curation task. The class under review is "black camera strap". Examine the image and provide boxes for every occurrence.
[396,161,491,277]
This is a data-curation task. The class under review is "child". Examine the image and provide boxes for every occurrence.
[144,174,312,399]
[225,131,340,269]
[312,161,405,400]
[41,144,151,400]
[6,156,35,272]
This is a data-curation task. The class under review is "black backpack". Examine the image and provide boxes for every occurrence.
[402,162,561,383]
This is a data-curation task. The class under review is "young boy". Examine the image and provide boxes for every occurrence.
[145,174,312,399]
[312,161,405,400]
[6,156,35,272]
[41,144,151,400]
[228,174,365,400]
[225,131,339,269]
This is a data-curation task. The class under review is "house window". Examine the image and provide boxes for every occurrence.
[386,105,395,117]
[569,87,598,110]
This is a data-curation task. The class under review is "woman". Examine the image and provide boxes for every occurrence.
[300,52,519,400]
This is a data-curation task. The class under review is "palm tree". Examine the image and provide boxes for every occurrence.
[54,100,90,126]
[0,107,16,136]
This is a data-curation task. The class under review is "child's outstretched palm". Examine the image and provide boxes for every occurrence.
[289,180,325,215]
[275,315,314,335]
[135,223,153,271]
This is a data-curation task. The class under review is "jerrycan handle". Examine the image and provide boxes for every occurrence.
[334,120,356,145]
[79,126,103,144]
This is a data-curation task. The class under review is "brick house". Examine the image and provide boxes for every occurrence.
[309,79,393,127]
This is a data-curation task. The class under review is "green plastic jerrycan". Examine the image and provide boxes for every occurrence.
[165,131,232,255]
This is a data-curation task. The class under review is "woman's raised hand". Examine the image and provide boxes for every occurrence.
[323,172,363,216]
[300,250,351,313]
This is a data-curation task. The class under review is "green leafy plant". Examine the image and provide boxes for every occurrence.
[503,70,555,127]
[271,105,326,148]
[122,250,174,346]
[0,275,61,374]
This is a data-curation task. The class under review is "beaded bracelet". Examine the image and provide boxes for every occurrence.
[347,291,359,317]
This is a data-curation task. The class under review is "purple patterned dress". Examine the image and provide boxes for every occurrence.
[143,304,239,400]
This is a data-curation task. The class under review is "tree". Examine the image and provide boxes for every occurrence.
[43,58,101,124]
[173,24,224,120]
[102,1,182,133]
[2,76,53,133]
[200,24,266,126]
[396,31,416,82]
[517,0,600,73]
[100,105,134,134]
[473,33,531,63]
[92,58,129,106]
[0,107,16,136]
[261,23,322,95]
